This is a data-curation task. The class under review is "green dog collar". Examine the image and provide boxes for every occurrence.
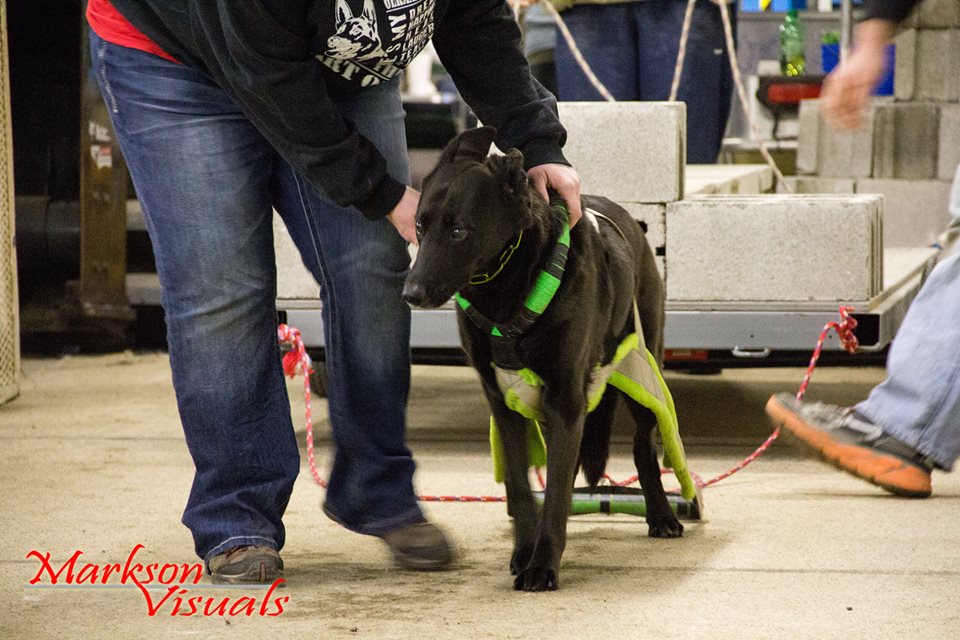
[455,204,571,340]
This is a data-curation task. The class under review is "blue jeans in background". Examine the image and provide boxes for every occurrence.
[90,31,424,565]
[855,168,960,471]
[554,0,735,164]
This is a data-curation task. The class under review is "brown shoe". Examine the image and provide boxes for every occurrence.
[766,393,933,498]
[381,522,457,571]
[208,545,283,584]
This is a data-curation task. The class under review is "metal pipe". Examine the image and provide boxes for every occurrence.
[840,0,853,64]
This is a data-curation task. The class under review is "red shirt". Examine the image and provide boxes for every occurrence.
[86,0,179,63]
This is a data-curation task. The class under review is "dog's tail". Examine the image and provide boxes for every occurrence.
[578,390,616,487]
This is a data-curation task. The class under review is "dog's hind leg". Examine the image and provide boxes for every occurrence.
[579,389,616,487]
[624,393,683,538]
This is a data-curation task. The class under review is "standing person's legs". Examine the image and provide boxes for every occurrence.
[271,79,423,536]
[554,4,639,101]
[635,0,734,163]
[90,32,300,568]
[271,79,455,567]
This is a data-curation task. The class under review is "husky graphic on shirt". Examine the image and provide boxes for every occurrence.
[316,0,435,88]
[325,0,386,62]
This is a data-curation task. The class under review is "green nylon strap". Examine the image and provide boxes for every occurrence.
[488,334,697,502]
[455,205,571,337]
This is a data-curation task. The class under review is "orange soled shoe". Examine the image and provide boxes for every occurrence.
[766,393,934,498]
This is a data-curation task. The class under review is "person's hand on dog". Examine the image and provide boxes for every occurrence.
[528,163,582,227]
[387,186,421,245]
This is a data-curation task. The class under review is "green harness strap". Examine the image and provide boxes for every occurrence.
[457,205,695,502]
[489,328,697,502]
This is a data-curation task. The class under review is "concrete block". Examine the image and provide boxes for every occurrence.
[665,195,882,302]
[274,213,320,299]
[894,30,917,101]
[938,105,960,181]
[686,165,773,195]
[857,179,954,247]
[872,102,940,180]
[780,177,856,194]
[558,101,685,203]
[817,107,877,178]
[903,0,960,28]
[618,202,665,250]
[796,99,820,175]
[895,29,960,102]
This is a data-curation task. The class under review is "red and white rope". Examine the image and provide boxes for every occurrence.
[669,0,699,102]
[538,0,614,102]
[716,0,792,192]
[280,305,860,502]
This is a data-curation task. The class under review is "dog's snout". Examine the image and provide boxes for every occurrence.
[402,281,428,307]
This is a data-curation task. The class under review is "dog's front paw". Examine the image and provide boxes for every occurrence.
[647,514,683,538]
[513,566,559,592]
[509,545,534,576]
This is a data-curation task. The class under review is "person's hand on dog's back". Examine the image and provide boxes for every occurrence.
[387,186,421,245]
[528,163,582,227]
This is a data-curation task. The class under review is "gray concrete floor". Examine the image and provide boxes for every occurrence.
[1,353,959,639]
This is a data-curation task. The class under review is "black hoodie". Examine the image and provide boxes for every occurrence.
[862,0,924,25]
[108,0,568,219]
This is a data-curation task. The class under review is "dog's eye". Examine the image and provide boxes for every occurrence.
[451,225,467,241]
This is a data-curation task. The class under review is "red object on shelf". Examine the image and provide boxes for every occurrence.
[765,82,822,105]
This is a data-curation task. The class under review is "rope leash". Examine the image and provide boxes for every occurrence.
[279,306,860,502]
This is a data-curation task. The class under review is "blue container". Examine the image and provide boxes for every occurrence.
[821,43,895,95]
[741,0,808,10]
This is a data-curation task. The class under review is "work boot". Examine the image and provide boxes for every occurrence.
[766,393,934,498]
[208,545,283,584]
[381,522,457,571]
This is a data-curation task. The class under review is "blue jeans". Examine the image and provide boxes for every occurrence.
[855,179,960,472]
[90,31,424,564]
[554,0,735,164]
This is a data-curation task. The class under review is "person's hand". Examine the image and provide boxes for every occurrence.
[820,19,894,130]
[527,163,582,227]
[386,186,420,245]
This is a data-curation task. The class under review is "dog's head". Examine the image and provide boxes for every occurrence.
[403,126,537,308]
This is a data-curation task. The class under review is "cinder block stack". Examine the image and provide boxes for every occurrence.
[561,102,883,303]
[796,0,959,248]
[666,195,883,302]
[559,101,687,278]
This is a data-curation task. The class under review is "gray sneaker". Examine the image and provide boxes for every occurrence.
[381,522,457,571]
[208,545,283,584]
[766,393,934,498]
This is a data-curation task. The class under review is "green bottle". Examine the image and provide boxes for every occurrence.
[779,8,806,77]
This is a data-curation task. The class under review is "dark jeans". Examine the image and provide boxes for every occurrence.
[555,0,736,164]
[89,31,425,564]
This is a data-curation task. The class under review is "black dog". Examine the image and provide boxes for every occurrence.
[403,127,682,591]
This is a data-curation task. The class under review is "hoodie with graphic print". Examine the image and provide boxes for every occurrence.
[107,0,568,220]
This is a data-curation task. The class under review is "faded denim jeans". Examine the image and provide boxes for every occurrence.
[90,31,424,564]
[855,166,960,470]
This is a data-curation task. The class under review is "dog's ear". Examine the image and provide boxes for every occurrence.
[438,126,498,165]
[487,148,528,199]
